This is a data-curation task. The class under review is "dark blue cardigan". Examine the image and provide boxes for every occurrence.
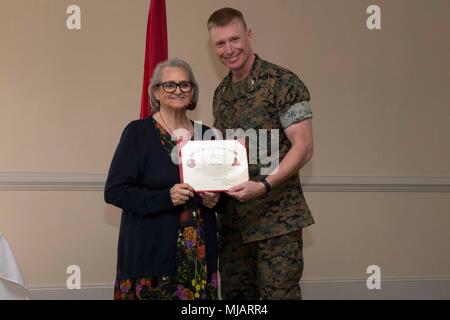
[104,117,218,279]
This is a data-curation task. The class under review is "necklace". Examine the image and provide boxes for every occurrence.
[158,111,192,140]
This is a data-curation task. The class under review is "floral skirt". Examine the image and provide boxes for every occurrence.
[114,272,218,300]
[114,207,218,300]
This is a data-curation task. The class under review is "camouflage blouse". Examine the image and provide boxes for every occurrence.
[213,55,315,243]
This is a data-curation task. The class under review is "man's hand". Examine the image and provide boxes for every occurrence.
[170,183,194,206]
[226,181,266,202]
[199,192,221,209]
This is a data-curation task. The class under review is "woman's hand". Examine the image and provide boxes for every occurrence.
[199,192,220,209]
[170,183,194,206]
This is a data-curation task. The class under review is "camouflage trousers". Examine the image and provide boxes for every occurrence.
[219,228,304,300]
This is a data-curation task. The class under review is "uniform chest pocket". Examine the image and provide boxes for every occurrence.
[239,94,279,130]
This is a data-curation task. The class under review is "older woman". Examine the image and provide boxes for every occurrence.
[105,58,220,300]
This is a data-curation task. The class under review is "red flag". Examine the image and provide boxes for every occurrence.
[140,0,168,119]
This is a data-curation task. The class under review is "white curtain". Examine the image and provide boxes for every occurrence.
[0,233,30,300]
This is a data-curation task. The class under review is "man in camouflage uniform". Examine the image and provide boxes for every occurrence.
[207,8,314,299]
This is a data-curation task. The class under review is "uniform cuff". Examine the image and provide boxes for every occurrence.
[279,101,313,129]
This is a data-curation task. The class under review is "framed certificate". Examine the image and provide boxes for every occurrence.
[179,140,249,192]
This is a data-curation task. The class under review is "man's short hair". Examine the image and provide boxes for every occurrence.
[207,7,247,30]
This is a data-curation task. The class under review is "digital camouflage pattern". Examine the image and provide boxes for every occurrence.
[213,55,315,244]
[219,224,304,300]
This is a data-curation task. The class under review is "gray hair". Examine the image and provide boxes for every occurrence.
[148,58,199,113]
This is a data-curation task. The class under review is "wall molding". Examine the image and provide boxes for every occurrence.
[26,278,450,300]
[301,176,450,192]
[0,172,450,192]
[0,172,105,191]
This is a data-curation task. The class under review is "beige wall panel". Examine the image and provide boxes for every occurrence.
[1,191,449,286]
[0,0,449,174]
[0,191,120,286]
[303,192,450,279]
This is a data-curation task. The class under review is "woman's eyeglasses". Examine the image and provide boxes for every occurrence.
[158,81,194,93]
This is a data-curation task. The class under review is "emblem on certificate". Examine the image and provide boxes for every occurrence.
[179,140,249,192]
